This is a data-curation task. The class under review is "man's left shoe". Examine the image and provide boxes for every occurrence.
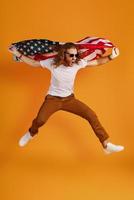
[103,142,124,154]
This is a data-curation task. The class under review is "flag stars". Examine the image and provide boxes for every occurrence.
[13,39,59,56]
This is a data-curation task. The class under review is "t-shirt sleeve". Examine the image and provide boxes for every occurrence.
[78,59,88,69]
[40,58,54,71]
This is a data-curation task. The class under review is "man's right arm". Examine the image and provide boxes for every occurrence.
[17,54,41,67]
[8,46,41,67]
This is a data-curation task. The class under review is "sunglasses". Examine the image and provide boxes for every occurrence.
[65,52,79,58]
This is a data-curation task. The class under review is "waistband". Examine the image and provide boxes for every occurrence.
[45,93,75,100]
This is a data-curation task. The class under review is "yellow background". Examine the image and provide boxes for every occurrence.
[1,0,134,199]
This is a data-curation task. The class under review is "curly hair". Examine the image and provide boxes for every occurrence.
[52,42,81,68]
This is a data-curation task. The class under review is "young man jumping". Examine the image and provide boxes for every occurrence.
[9,42,124,154]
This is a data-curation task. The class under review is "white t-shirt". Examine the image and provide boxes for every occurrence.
[40,58,88,97]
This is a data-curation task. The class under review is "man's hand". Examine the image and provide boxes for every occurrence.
[109,47,120,60]
[8,45,40,67]
[8,46,21,57]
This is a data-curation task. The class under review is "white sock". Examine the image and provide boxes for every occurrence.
[103,142,124,154]
[19,131,33,147]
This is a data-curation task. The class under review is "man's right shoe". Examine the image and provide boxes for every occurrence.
[19,131,33,147]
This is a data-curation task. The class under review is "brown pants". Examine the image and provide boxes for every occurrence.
[29,93,109,144]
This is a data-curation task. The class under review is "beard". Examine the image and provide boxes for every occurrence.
[68,59,76,66]
[64,58,76,67]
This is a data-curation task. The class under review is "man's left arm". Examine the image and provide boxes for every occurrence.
[83,47,120,67]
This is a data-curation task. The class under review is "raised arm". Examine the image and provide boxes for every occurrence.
[8,46,41,67]
[84,47,120,67]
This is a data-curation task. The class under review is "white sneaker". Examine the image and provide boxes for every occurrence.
[103,142,124,154]
[19,131,33,147]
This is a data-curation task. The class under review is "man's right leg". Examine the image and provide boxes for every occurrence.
[19,95,62,147]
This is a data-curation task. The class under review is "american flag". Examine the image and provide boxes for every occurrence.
[11,36,114,62]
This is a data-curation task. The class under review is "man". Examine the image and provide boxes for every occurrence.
[9,43,124,154]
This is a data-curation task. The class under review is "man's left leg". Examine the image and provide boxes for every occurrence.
[61,96,124,154]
